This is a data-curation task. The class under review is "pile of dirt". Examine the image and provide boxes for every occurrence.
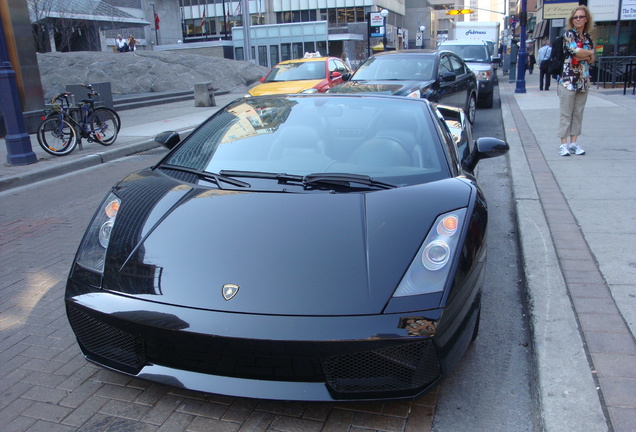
[37,51,269,101]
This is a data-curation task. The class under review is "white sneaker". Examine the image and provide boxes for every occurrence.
[568,143,586,155]
[559,144,570,156]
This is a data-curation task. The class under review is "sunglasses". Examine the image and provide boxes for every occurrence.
[573,15,587,20]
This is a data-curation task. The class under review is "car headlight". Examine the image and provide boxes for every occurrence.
[406,89,422,98]
[301,88,319,94]
[75,193,121,274]
[393,208,467,297]
[477,70,492,81]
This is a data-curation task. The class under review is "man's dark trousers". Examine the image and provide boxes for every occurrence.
[539,60,551,90]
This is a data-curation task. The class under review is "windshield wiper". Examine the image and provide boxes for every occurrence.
[218,170,397,190]
[303,173,397,190]
[219,170,304,183]
[160,164,251,188]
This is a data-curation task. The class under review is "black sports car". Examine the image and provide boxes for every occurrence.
[65,94,508,402]
[329,50,478,124]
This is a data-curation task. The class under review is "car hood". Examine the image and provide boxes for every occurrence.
[104,170,472,316]
[329,79,435,96]
[248,80,322,95]
[465,62,492,73]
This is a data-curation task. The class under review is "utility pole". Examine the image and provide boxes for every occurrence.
[0,17,37,165]
[241,0,251,60]
[515,0,528,93]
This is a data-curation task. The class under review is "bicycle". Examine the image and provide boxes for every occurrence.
[37,90,119,156]
[44,84,121,133]
[81,84,121,133]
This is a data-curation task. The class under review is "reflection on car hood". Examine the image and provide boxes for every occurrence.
[104,170,471,316]
[465,62,491,72]
[330,79,435,96]
[248,80,323,95]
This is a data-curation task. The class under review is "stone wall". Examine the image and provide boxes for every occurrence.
[37,50,269,102]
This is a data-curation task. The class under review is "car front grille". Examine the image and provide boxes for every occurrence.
[323,341,440,397]
[66,304,440,399]
[67,305,145,374]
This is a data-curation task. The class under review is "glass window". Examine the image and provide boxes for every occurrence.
[270,45,280,67]
[163,96,449,185]
[235,47,244,61]
[258,46,268,67]
[293,43,303,59]
[439,55,452,75]
[449,55,465,75]
[281,44,292,61]
[317,41,327,55]
[304,42,315,53]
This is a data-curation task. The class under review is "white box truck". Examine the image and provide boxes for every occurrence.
[449,21,502,70]
[450,21,501,43]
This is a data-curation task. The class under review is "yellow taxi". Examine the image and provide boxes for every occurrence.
[248,53,352,96]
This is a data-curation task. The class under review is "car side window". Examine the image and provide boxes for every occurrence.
[449,55,465,75]
[439,55,452,76]
[330,59,346,73]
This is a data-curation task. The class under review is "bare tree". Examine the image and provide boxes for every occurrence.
[28,0,107,52]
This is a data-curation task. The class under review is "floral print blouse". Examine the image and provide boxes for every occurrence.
[560,29,594,92]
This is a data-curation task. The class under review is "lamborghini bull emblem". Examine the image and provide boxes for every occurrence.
[222,284,239,301]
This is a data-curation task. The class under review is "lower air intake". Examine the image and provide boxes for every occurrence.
[67,305,145,374]
[323,341,440,397]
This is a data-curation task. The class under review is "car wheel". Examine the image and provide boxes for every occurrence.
[481,89,494,109]
[466,93,477,124]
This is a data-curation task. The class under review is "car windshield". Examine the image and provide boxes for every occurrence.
[351,56,435,81]
[442,45,489,62]
[161,95,450,188]
[263,61,325,82]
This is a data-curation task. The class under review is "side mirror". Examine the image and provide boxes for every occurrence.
[331,71,342,80]
[260,76,265,83]
[462,137,509,172]
[491,56,502,65]
[341,72,352,82]
[155,131,181,150]
[440,71,456,82]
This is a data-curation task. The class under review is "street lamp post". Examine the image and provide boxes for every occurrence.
[418,25,426,48]
[515,0,528,93]
[0,17,37,166]
[380,9,388,51]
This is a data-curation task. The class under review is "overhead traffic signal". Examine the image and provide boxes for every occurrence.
[446,9,474,15]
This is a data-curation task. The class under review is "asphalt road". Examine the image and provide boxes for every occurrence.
[432,84,538,431]
[0,85,538,431]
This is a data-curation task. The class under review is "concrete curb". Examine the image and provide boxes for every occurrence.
[500,82,608,432]
[0,129,196,193]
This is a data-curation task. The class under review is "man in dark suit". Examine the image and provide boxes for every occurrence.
[537,39,552,90]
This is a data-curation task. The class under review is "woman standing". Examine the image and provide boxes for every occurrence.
[558,6,595,156]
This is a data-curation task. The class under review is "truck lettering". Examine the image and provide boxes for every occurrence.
[466,30,487,35]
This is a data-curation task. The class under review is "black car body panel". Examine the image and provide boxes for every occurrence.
[329,50,478,123]
[65,94,507,401]
[328,79,437,97]
[101,171,472,316]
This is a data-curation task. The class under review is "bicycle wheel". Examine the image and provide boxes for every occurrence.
[94,107,121,132]
[37,117,78,156]
[90,109,118,145]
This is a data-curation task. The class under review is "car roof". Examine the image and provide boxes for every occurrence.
[372,49,439,57]
[276,56,335,65]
